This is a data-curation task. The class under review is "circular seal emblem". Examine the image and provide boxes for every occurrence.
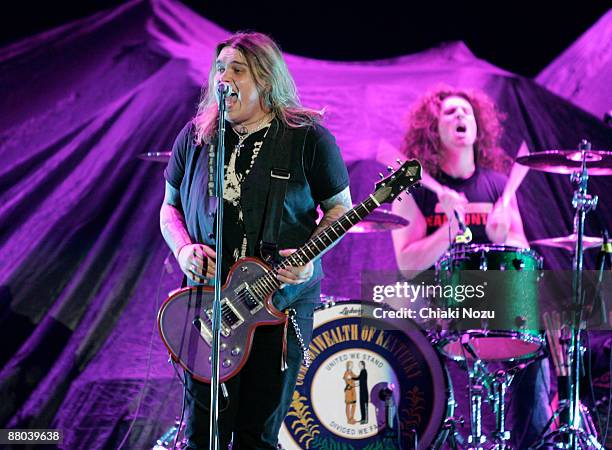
[279,302,452,449]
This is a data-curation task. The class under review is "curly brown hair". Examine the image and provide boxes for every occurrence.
[401,85,511,176]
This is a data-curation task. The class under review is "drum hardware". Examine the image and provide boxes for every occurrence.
[479,251,487,271]
[318,293,351,306]
[460,339,517,450]
[378,384,404,449]
[520,140,604,449]
[438,414,465,450]
[490,369,514,450]
[530,401,603,450]
[138,151,172,162]
[467,359,487,450]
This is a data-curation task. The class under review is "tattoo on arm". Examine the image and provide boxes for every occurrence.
[320,187,353,212]
[160,182,192,258]
[314,187,352,235]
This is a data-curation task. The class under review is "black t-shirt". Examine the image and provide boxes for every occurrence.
[164,119,349,289]
[411,166,507,244]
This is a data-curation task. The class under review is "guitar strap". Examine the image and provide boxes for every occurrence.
[259,126,307,262]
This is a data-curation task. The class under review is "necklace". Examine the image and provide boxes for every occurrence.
[231,115,273,149]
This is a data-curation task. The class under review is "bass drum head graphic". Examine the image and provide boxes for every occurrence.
[279,301,453,449]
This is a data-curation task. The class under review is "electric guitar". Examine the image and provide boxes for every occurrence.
[157,160,422,383]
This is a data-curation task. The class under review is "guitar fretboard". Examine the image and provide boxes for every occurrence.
[250,196,380,299]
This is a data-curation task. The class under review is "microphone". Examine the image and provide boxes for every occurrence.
[453,209,472,244]
[454,209,466,232]
[217,82,233,96]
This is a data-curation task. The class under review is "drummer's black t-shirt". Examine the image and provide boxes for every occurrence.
[411,166,507,244]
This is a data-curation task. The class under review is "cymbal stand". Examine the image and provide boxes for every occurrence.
[490,369,514,450]
[533,140,602,449]
[465,358,516,450]
[468,358,487,450]
[461,339,489,450]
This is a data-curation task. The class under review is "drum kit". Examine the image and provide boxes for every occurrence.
[147,144,610,449]
[278,143,611,450]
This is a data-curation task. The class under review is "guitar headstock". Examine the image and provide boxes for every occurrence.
[373,159,422,204]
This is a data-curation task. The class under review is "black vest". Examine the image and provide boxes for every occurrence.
[178,120,323,308]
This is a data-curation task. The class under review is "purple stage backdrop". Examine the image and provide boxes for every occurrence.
[537,9,612,121]
[0,0,611,448]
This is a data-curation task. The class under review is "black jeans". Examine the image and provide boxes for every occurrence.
[184,303,314,449]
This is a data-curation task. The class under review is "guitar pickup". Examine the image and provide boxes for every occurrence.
[200,305,231,338]
[221,298,244,329]
[236,283,263,314]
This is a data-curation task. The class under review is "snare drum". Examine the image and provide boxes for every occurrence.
[278,301,454,449]
[436,244,544,362]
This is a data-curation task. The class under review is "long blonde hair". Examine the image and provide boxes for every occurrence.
[193,32,322,144]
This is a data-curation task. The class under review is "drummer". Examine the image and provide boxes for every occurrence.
[391,85,528,275]
[391,85,548,448]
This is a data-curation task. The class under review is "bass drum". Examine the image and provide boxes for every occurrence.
[279,301,453,449]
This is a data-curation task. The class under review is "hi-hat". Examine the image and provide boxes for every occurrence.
[530,233,603,252]
[516,150,612,176]
[137,151,171,162]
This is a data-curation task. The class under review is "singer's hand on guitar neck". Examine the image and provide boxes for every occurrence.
[437,186,468,238]
[177,244,216,284]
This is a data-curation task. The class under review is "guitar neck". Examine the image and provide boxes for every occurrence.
[251,195,381,298]
[249,159,421,299]
[280,195,380,268]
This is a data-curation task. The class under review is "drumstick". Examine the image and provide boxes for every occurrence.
[501,141,530,208]
[421,170,444,196]
[375,139,445,196]
[543,312,564,377]
[554,311,569,377]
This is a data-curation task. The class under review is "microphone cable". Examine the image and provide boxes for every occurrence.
[117,251,172,450]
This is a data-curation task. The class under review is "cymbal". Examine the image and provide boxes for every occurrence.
[346,208,409,233]
[530,233,603,252]
[516,150,612,176]
[137,151,171,162]
[349,209,409,233]
[317,208,408,233]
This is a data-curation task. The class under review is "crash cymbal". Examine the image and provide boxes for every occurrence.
[516,150,612,176]
[530,233,603,252]
[349,208,409,233]
[348,208,409,233]
[137,151,171,162]
[317,208,408,233]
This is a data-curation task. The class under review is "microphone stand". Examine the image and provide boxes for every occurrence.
[209,85,228,450]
